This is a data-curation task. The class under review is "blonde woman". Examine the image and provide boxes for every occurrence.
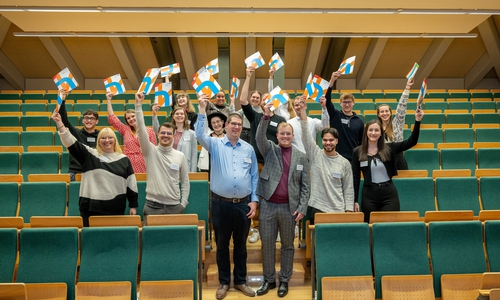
[52,111,138,227]
[171,107,198,172]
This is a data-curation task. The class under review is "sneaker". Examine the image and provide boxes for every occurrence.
[249,229,259,243]
[276,232,281,242]
[295,224,299,237]
[216,284,229,300]
[234,284,256,297]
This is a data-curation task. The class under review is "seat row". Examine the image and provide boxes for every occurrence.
[314,219,500,299]
[0,224,199,300]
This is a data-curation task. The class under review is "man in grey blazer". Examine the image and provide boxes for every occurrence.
[255,102,310,298]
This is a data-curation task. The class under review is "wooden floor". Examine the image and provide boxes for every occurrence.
[201,280,313,300]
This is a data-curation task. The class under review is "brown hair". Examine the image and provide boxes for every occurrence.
[377,104,394,141]
[171,107,190,130]
[124,109,136,134]
[357,119,391,162]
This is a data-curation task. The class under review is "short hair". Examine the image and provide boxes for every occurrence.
[321,127,339,139]
[277,122,293,133]
[340,92,355,102]
[83,109,99,120]
[226,113,242,124]
[96,127,122,155]
[158,122,174,134]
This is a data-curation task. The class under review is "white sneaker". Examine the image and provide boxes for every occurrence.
[276,232,281,242]
[249,229,260,243]
[295,225,299,237]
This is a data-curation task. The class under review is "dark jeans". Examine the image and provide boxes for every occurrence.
[211,196,251,285]
[361,181,400,223]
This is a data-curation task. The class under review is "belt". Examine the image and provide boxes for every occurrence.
[369,180,392,187]
[146,200,178,208]
[212,192,250,203]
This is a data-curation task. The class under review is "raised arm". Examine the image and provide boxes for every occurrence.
[325,70,341,109]
[255,102,273,157]
[268,68,274,93]
[194,94,212,151]
[392,77,413,142]
[319,95,329,130]
[107,92,127,134]
[393,108,424,153]
[152,102,160,134]
[239,67,254,106]
[189,131,198,172]
[58,89,80,138]
[135,92,153,156]
[298,97,319,162]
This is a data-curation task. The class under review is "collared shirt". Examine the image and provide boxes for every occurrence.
[195,113,259,201]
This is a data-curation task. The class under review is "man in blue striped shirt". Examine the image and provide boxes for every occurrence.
[195,94,259,300]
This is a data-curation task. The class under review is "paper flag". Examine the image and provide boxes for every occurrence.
[417,78,427,108]
[155,82,172,107]
[309,75,330,102]
[264,86,290,112]
[268,52,284,71]
[53,68,79,106]
[137,68,160,95]
[338,56,356,75]
[406,62,419,79]
[160,63,180,78]
[191,68,222,98]
[103,74,126,95]
[230,76,240,98]
[193,67,206,81]
[205,58,219,75]
[303,72,313,98]
[245,51,266,69]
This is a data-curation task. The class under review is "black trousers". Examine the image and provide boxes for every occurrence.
[361,181,400,223]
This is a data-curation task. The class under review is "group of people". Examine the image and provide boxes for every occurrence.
[51,68,425,299]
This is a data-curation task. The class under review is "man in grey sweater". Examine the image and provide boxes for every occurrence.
[298,99,354,224]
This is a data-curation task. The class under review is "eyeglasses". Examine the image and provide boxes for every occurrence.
[229,122,242,127]
[211,120,222,125]
[341,101,353,105]
[160,131,173,136]
[83,116,97,121]
[100,136,114,140]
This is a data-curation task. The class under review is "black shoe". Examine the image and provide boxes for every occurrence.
[256,280,276,295]
[278,282,288,297]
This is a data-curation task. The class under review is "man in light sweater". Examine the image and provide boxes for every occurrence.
[135,92,190,225]
[298,99,354,224]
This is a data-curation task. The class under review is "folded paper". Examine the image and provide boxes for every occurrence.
[155,82,172,107]
[103,74,126,95]
[137,68,160,95]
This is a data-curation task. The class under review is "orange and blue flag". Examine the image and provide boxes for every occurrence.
[245,51,266,69]
[103,74,126,95]
[338,56,356,75]
[155,82,172,107]
[230,76,240,98]
[417,78,427,108]
[137,68,160,95]
[160,63,180,78]
[406,62,419,79]
[205,58,219,75]
[265,86,290,112]
[191,68,221,98]
[268,52,284,71]
[53,67,79,107]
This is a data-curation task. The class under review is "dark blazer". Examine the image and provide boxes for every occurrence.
[255,116,310,215]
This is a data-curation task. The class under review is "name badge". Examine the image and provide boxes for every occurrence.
[99,156,110,163]
[332,172,341,178]
[87,137,96,143]
[243,157,252,164]
[341,119,349,124]
[199,152,205,158]
[297,164,303,171]
[184,136,191,141]
[188,120,191,124]
[170,164,179,171]
[360,161,368,167]
[270,121,278,127]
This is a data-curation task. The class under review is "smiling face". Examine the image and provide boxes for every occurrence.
[322,132,338,154]
[176,94,188,108]
[125,111,136,128]
[367,123,382,143]
[215,92,226,106]
[82,111,98,131]
[157,124,174,147]
[173,108,186,124]
[225,114,243,140]
[377,105,392,124]
[339,93,355,115]
[250,91,262,107]
[210,116,224,134]
[276,123,294,148]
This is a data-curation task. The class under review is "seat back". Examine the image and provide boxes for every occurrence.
[485,221,500,272]
[392,178,435,216]
[381,275,434,300]
[477,148,500,169]
[0,228,18,283]
[0,283,27,300]
[428,221,487,297]
[139,281,193,300]
[0,183,19,217]
[435,177,480,214]
[67,181,81,216]
[315,223,372,300]
[321,276,375,300]
[183,180,210,240]
[372,222,430,298]
[0,153,19,175]
[17,228,78,300]
[440,148,477,174]
[20,152,60,181]
[405,149,439,175]
[480,177,500,210]
[79,226,139,300]
[141,226,198,299]
[19,182,66,220]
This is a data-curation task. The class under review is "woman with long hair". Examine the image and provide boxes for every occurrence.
[376,77,414,170]
[352,108,424,222]
[107,92,157,173]
[171,106,198,172]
